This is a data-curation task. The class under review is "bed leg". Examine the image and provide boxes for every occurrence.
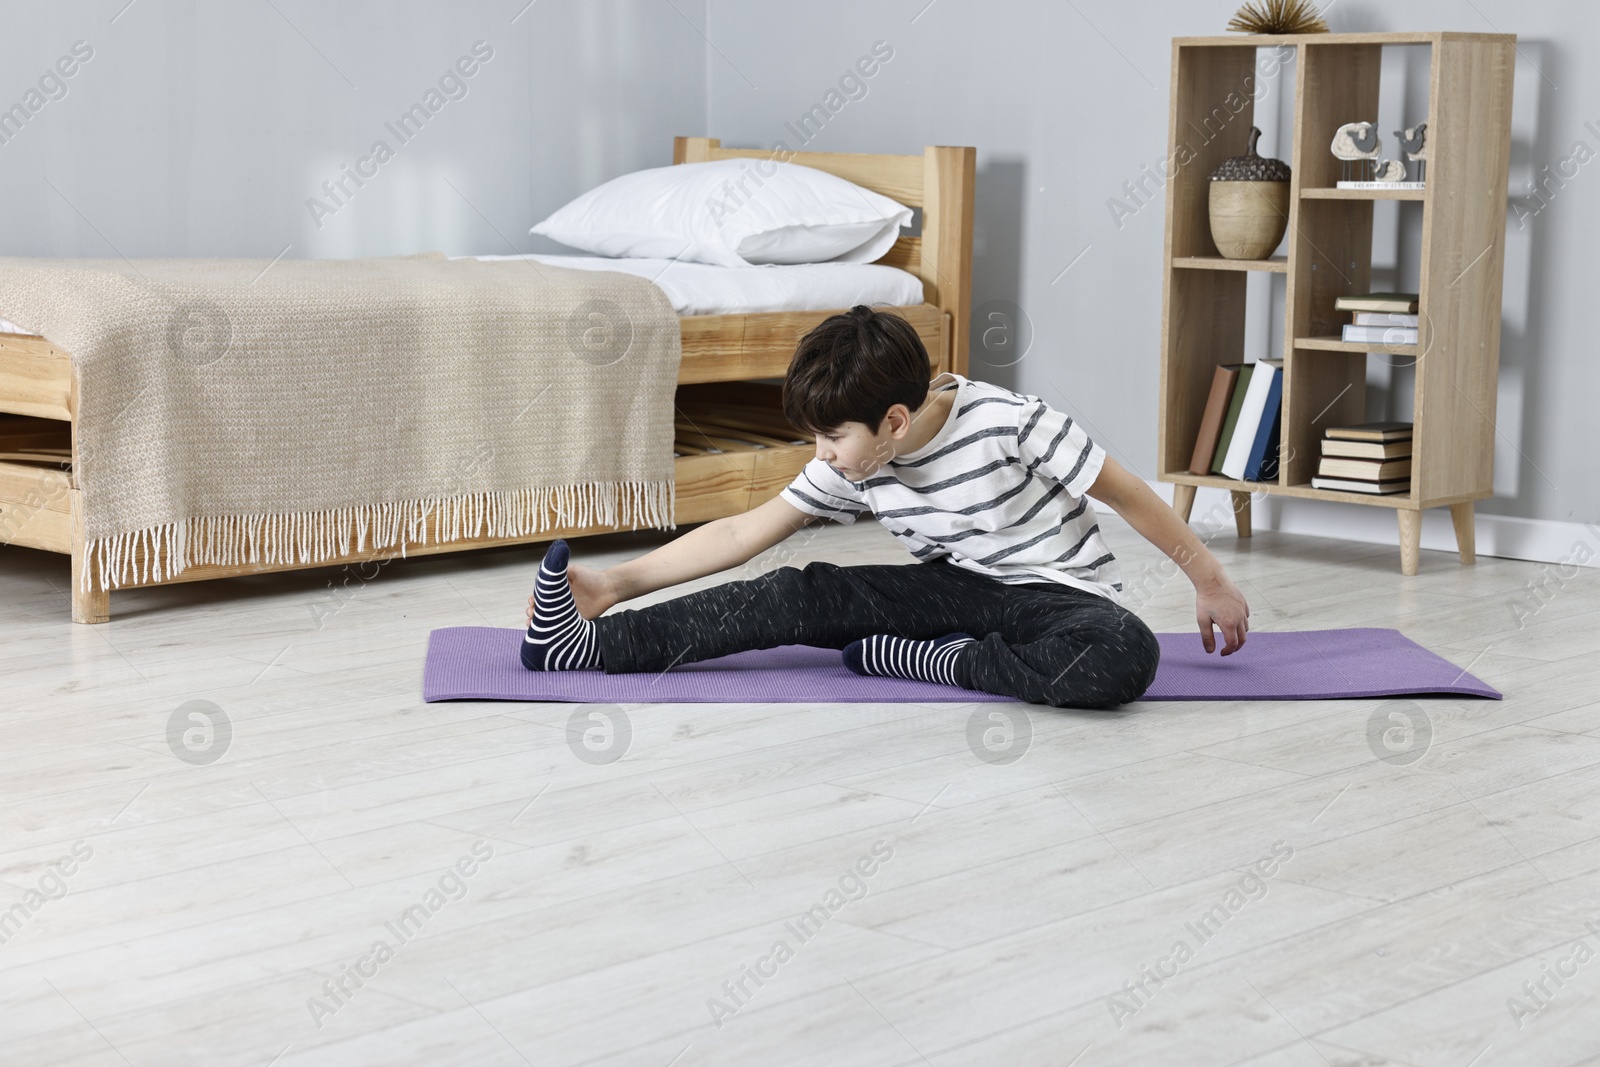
[71,567,109,624]
[70,491,109,624]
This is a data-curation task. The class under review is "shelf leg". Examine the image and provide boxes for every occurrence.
[1397,509,1422,576]
[1171,483,1197,524]
[1229,491,1252,539]
[1449,502,1477,565]
[70,490,110,624]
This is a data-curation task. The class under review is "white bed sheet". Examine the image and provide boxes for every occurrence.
[462,253,924,316]
[0,255,924,335]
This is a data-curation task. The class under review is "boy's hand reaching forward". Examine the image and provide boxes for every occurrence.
[1082,457,1252,657]
[1196,574,1250,655]
[526,559,619,624]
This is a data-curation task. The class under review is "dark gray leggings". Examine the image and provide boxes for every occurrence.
[593,558,1161,708]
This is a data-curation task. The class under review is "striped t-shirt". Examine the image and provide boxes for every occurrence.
[780,373,1123,601]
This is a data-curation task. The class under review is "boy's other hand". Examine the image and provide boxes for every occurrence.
[1196,577,1249,655]
[525,561,619,624]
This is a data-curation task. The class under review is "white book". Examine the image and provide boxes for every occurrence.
[1334,180,1426,190]
[1353,312,1419,327]
[1342,324,1417,344]
[1220,359,1280,480]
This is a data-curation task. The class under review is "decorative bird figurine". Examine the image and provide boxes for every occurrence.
[1394,122,1428,182]
[1330,122,1381,181]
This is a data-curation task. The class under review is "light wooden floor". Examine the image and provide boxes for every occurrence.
[2,512,1598,1066]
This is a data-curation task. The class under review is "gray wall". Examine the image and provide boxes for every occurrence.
[2,0,1592,528]
[0,0,706,259]
[705,0,1597,528]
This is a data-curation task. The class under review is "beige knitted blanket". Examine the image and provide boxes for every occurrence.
[0,253,681,591]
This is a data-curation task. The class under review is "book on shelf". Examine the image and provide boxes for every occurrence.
[1221,359,1282,480]
[1325,421,1412,443]
[1322,438,1412,460]
[1317,456,1413,481]
[1242,370,1282,482]
[1352,312,1419,327]
[1209,363,1255,476]
[1187,363,1245,475]
[1342,324,1418,344]
[1310,476,1410,494]
[1334,293,1419,314]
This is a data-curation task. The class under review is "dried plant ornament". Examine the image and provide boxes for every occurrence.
[1227,0,1330,34]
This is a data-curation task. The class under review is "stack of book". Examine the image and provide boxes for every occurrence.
[1311,422,1413,494]
[1336,293,1419,345]
[1187,358,1283,482]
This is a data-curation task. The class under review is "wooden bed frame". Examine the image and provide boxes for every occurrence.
[0,137,975,623]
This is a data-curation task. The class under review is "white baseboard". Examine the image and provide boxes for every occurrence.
[1143,479,1600,569]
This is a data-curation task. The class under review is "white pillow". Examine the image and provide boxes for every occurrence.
[530,159,912,268]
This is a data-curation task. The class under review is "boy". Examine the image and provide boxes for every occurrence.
[521,306,1249,708]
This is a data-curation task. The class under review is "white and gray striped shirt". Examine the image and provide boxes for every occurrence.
[781,373,1123,601]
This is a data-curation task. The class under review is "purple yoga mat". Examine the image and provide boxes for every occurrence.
[422,627,1501,704]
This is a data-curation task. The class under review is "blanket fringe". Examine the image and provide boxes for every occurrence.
[80,479,675,593]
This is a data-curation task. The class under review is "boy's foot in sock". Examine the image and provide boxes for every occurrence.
[522,540,601,671]
[843,632,976,687]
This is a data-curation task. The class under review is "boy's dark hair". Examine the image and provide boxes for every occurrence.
[781,305,931,434]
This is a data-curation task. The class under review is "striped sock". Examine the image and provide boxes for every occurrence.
[521,540,601,671]
[843,632,977,687]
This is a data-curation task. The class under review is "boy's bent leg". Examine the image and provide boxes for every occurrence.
[594,560,1006,675]
[953,587,1161,709]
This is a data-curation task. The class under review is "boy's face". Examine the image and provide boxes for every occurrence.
[815,410,904,483]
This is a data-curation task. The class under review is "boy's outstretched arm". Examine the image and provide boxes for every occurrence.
[1085,456,1250,654]
[526,494,817,623]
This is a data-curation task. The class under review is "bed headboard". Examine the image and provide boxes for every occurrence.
[673,136,975,375]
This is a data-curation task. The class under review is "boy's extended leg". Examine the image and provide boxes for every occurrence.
[593,557,1011,675]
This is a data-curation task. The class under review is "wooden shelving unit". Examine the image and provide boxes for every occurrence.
[1157,31,1516,574]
